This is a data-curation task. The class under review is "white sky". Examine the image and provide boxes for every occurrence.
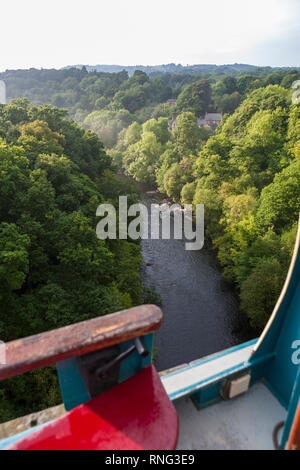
[0,0,299,71]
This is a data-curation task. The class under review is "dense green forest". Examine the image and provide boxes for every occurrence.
[120,85,300,329]
[2,66,299,148]
[65,63,277,75]
[0,65,299,421]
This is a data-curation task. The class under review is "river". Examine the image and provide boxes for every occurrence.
[140,188,253,371]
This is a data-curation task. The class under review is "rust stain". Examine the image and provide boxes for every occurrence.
[287,400,300,450]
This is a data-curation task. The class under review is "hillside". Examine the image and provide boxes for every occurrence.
[64,63,300,77]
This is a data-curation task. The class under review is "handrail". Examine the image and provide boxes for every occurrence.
[0,304,162,381]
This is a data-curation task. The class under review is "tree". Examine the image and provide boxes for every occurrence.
[214,76,238,96]
[256,160,300,232]
[181,182,196,204]
[215,91,241,114]
[223,193,257,226]
[287,105,300,147]
[82,109,133,148]
[0,223,30,304]
[142,118,170,144]
[0,101,145,422]
[125,131,162,184]
[193,180,221,237]
[240,258,285,329]
[0,140,30,222]
[174,112,202,157]
[163,163,185,200]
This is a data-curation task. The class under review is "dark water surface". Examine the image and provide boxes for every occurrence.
[140,189,251,371]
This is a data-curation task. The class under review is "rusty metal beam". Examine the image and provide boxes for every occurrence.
[0,305,162,381]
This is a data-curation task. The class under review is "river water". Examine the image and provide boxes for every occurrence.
[140,189,252,371]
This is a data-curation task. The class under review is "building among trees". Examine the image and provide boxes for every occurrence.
[197,112,222,131]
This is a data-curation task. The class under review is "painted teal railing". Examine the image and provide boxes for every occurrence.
[56,333,154,410]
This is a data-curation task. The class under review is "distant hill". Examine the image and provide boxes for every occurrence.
[64,63,298,77]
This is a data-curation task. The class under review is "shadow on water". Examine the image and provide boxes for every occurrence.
[140,189,256,371]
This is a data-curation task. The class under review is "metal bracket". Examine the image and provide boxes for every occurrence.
[76,337,149,398]
[76,345,121,398]
[95,337,148,378]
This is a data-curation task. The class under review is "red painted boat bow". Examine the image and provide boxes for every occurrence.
[7,365,178,450]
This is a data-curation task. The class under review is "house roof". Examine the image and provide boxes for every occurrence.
[205,113,222,121]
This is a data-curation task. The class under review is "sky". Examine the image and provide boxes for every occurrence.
[0,0,299,71]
